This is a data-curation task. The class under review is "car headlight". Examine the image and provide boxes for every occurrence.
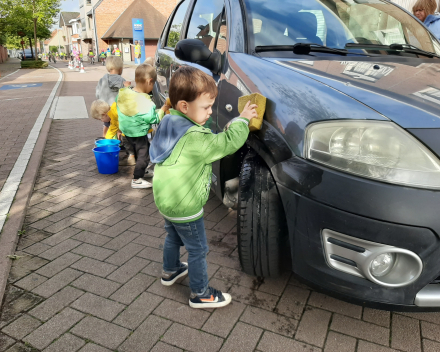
[304,120,440,189]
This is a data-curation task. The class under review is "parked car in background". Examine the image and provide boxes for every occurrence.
[18,49,36,60]
[154,0,440,310]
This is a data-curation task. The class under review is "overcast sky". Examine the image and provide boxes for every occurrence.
[51,0,80,30]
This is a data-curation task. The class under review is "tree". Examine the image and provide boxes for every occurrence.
[49,45,58,53]
[0,0,59,60]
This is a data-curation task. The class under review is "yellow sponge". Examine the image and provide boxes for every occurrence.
[238,93,267,131]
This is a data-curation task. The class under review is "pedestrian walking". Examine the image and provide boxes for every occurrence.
[413,0,440,40]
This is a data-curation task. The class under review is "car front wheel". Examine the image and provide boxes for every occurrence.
[237,150,289,277]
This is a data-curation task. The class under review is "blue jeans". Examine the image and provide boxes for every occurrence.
[163,217,209,294]
[135,57,140,64]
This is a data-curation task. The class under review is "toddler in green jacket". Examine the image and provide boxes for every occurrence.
[117,63,169,189]
[150,66,257,309]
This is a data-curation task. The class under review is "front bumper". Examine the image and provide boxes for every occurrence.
[273,157,440,310]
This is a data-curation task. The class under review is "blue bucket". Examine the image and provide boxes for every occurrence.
[95,139,121,147]
[93,146,120,174]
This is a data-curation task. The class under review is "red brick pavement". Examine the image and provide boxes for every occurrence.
[1,63,440,352]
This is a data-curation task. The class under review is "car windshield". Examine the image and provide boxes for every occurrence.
[243,0,440,56]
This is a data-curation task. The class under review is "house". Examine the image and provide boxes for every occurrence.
[43,29,67,53]
[59,11,81,55]
[69,16,83,53]
[90,0,178,62]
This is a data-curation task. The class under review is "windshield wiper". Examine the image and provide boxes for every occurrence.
[345,43,440,59]
[256,43,353,56]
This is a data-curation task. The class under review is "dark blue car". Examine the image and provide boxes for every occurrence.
[154,0,440,310]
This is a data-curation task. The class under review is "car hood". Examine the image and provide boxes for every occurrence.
[265,57,440,129]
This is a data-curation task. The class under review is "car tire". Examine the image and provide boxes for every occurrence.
[237,149,288,277]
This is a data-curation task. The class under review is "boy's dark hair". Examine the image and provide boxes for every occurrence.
[135,63,157,84]
[169,66,218,108]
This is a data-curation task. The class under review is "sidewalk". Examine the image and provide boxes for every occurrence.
[0,58,21,79]
[1,64,440,352]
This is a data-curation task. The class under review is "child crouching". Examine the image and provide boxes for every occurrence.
[90,99,119,139]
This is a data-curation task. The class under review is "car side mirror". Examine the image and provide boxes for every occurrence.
[175,39,221,74]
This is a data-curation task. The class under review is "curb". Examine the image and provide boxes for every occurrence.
[0,66,64,306]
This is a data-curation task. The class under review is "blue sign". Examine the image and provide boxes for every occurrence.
[132,18,146,63]
[0,83,42,90]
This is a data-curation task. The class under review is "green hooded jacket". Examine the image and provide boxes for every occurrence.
[116,87,164,137]
[150,109,250,223]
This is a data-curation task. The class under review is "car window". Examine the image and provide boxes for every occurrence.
[186,0,224,52]
[166,0,190,49]
[243,0,440,55]
[215,10,227,55]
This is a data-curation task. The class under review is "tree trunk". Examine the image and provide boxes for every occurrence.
[29,37,33,58]
[33,17,38,61]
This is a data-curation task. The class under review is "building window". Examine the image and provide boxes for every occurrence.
[86,0,91,4]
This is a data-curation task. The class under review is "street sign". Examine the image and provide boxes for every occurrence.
[0,83,43,91]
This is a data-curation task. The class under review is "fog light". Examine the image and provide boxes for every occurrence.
[370,253,395,277]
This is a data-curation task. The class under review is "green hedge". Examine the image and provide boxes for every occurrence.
[21,60,48,69]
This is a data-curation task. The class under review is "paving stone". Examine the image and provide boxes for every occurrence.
[14,273,47,291]
[147,281,189,305]
[1,315,41,340]
[71,293,125,321]
[72,202,106,213]
[331,314,389,346]
[0,333,15,351]
[205,229,226,242]
[214,267,255,289]
[118,315,171,351]
[308,291,362,319]
[258,331,321,352]
[77,343,112,352]
[29,219,54,230]
[22,243,52,255]
[107,257,150,284]
[150,342,183,352]
[41,227,82,246]
[98,202,130,216]
[136,246,163,262]
[101,220,136,238]
[43,217,81,234]
[99,210,132,226]
[44,208,80,223]
[132,234,165,249]
[71,316,130,350]
[71,231,112,246]
[274,285,310,320]
[43,333,85,352]
[71,274,121,298]
[36,252,82,278]
[72,220,109,234]
[228,285,279,312]
[202,301,246,338]
[29,286,84,321]
[126,213,162,226]
[423,339,440,352]
[363,308,391,328]
[123,204,156,216]
[206,252,241,270]
[113,292,163,330]
[162,323,224,352]
[45,198,80,213]
[205,206,230,222]
[23,308,84,350]
[295,307,331,347]
[39,239,81,260]
[9,257,50,283]
[323,332,356,352]
[398,312,440,325]
[129,223,166,237]
[141,261,163,277]
[258,272,291,296]
[391,314,421,352]
[357,340,399,352]
[240,305,298,338]
[73,210,106,222]
[104,243,145,266]
[0,292,43,328]
[32,268,82,298]
[102,231,140,250]
[71,243,114,261]
[154,299,210,329]
[180,263,220,288]
[421,321,440,342]
[71,257,117,277]
[220,322,263,352]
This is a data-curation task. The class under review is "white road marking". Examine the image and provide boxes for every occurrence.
[0,65,63,233]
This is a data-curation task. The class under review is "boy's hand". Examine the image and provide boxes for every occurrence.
[123,81,131,87]
[240,101,258,121]
[117,130,122,140]
[161,103,172,112]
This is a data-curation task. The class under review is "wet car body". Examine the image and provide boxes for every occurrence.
[154,0,440,310]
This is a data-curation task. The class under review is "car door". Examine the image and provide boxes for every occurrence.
[154,0,191,106]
